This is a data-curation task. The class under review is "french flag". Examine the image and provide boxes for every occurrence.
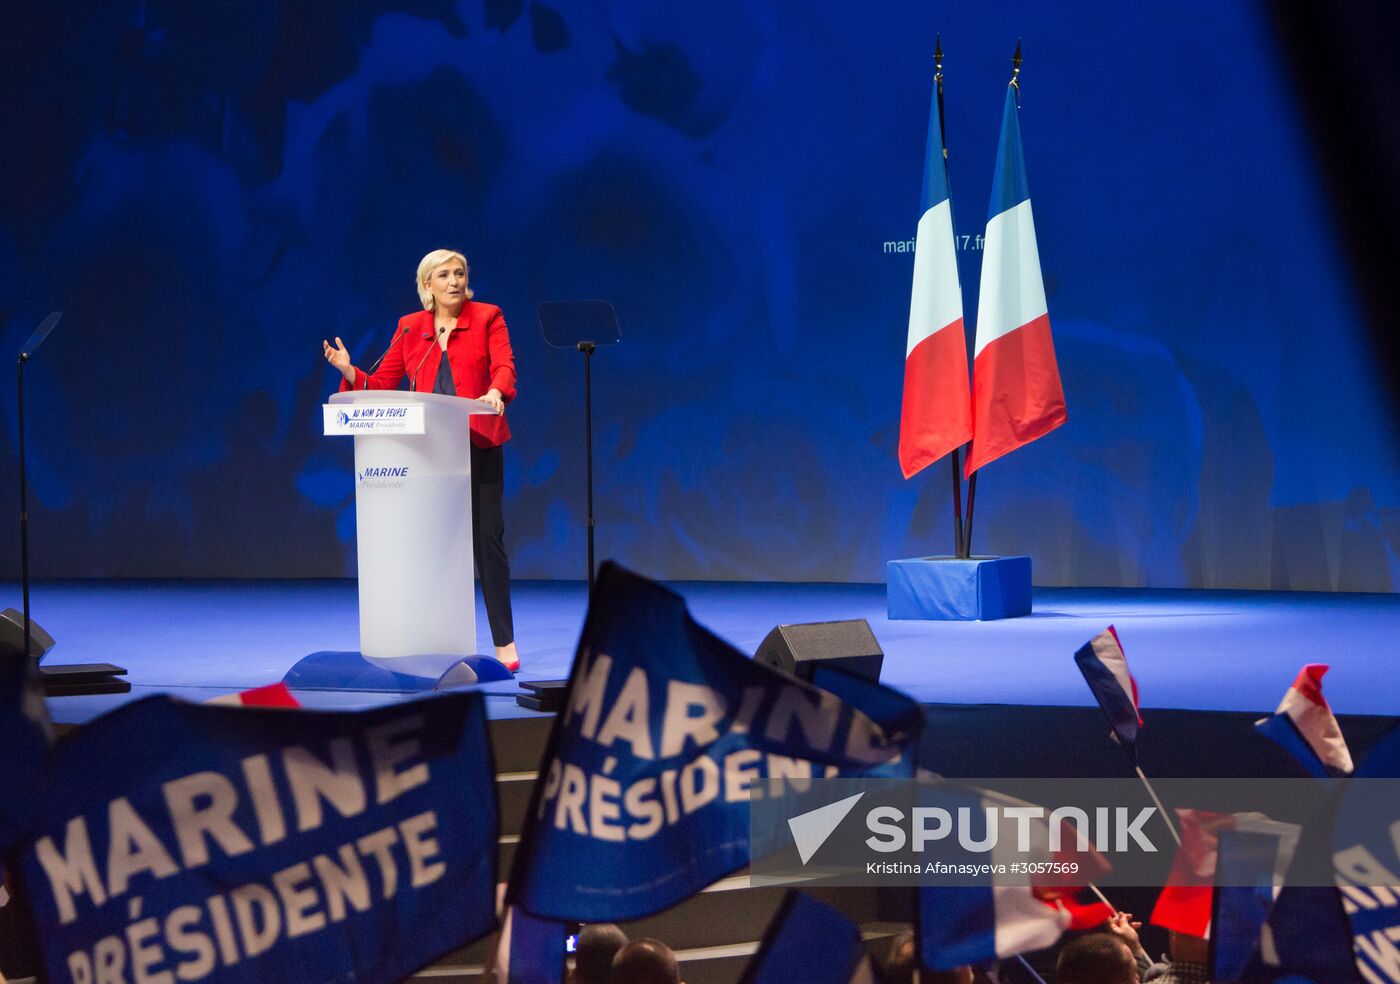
[919,790,1110,969]
[898,75,972,479]
[1254,664,1353,778]
[965,85,1066,477]
[1074,626,1142,757]
[921,884,1070,970]
[1150,809,1231,938]
[1152,811,1301,942]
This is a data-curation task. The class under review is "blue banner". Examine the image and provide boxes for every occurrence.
[1333,723,1400,984]
[499,905,568,984]
[1237,789,1360,983]
[1211,828,1291,982]
[738,892,864,984]
[0,652,51,847]
[508,563,924,922]
[11,692,498,983]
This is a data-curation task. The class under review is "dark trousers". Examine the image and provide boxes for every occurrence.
[471,442,515,647]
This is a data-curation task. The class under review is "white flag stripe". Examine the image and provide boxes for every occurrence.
[1279,691,1353,773]
[991,884,1069,957]
[906,199,964,357]
[973,199,1048,357]
[987,792,1073,957]
[1091,632,1136,711]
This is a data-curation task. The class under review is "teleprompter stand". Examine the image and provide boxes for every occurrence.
[537,300,621,592]
[8,312,127,695]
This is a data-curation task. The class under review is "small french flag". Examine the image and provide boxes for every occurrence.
[1074,627,1142,757]
[1150,809,1231,938]
[1254,664,1352,778]
[1152,810,1301,943]
[921,883,1070,970]
[919,789,1111,969]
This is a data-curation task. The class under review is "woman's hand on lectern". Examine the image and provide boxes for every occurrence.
[323,336,356,384]
[477,388,505,414]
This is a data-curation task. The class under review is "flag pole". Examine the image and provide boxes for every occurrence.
[963,40,1021,558]
[1089,883,1119,914]
[934,34,969,560]
[1134,765,1183,847]
[1015,953,1051,984]
[964,471,977,556]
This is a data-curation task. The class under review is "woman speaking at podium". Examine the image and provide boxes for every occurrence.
[322,249,520,672]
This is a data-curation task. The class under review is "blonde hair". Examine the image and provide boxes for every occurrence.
[416,249,473,310]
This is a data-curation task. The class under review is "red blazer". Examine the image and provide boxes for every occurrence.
[341,303,517,447]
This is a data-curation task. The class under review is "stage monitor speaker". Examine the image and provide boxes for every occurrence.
[1,608,129,695]
[0,608,56,658]
[755,619,883,684]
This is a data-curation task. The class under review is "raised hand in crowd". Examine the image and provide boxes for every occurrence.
[1103,911,1149,961]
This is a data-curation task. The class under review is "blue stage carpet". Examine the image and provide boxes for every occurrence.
[7,579,1396,726]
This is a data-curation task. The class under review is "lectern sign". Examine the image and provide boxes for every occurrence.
[322,404,425,435]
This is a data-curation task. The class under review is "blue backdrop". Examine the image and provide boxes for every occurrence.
[2,0,1396,589]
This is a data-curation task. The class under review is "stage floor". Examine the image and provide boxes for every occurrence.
[7,578,1397,726]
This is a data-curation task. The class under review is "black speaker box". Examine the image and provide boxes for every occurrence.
[754,619,883,683]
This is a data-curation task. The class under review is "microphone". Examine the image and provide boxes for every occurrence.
[364,325,409,380]
[411,326,446,392]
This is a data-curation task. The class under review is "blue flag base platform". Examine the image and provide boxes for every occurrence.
[282,650,515,692]
[886,555,1032,621]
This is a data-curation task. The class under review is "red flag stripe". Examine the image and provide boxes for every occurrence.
[899,318,973,478]
[965,313,1067,476]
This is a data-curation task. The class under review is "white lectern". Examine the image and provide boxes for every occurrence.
[324,390,496,677]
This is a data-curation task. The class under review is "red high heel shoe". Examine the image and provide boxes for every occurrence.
[496,642,520,673]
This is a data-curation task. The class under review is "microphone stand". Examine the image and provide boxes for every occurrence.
[18,331,34,661]
[410,327,444,392]
[9,313,127,695]
[364,325,407,379]
[578,341,596,591]
[536,300,620,594]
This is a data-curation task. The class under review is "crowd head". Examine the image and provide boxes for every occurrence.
[1056,932,1139,984]
[571,923,630,984]
[610,938,682,984]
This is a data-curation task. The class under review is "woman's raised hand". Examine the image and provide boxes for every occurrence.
[322,336,355,384]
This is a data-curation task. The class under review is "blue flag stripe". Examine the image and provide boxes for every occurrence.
[921,83,951,212]
[1211,828,1287,982]
[739,892,863,984]
[919,885,998,969]
[1073,642,1140,753]
[987,86,1031,219]
[1254,712,1333,779]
